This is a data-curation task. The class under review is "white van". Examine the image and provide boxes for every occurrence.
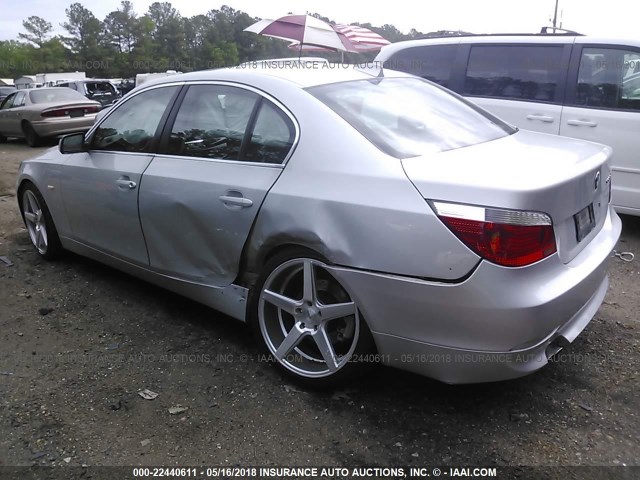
[376,34,640,215]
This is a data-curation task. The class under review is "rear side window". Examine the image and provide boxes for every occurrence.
[383,45,458,88]
[572,47,640,111]
[168,85,259,160]
[13,92,27,107]
[244,100,296,164]
[464,45,565,103]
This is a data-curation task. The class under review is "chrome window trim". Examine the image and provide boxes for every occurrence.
[152,153,285,169]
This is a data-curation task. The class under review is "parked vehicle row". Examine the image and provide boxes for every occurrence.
[376,34,640,215]
[0,88,100,146]
[17,66,621,386]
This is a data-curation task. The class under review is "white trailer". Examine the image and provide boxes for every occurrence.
[36,72,86,87]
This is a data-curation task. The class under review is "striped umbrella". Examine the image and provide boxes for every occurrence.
[289,24,391,52]
[244,15,359,53]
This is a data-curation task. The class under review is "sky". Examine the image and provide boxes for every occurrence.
[0,0,638,42]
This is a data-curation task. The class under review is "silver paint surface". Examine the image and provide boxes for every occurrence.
[16,66,622,383]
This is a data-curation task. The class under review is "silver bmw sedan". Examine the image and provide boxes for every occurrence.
[16,65,621,387]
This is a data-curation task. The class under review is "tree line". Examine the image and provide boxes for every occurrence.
[0,1,469,79]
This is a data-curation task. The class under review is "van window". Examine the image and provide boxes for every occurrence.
[383,45,457,88]
[463,45,565,103]
[573,47,640,111]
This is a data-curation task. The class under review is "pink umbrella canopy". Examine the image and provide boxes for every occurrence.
[244,15,359,52]
[289,24,391,52]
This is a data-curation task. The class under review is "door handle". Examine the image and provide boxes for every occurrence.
[566,119,597,127]
[116,178,137,189]
[219,195,253,208]
[526,114,554,123]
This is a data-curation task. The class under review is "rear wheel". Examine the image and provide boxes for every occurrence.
[19,183,62,259]
[250,248,376,388]
[22,122,41,147]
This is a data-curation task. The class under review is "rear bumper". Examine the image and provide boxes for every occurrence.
[329,206,622,383]
[31,115,96,138]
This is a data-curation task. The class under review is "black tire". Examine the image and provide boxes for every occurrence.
[0,134,6,143]
[22,122,41,147]
[18,182,63,260]
[249,247,377,388]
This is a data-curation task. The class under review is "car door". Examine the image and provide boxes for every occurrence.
[0,92,18,135]
[59,85,180,264]
[460,44,571,135]
[139,83,297,286]
[0,92,27,136]
[560,45,640,213]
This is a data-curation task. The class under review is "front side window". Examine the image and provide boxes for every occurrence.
[464,45,565,103]
[384,45,458,88]
[309,77,514,159]
[92,86,178,153]
[0,93,16,110]
[573,47,640,111]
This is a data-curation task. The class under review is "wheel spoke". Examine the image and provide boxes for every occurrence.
[313,326,340,372]
[27,193,39,213]
[262,289,299,315]
[275,323,307,360]
[39,226,48,248]
[319,301,356,321]
[302,259,316,304]
[36,229,44,249]
[24,212,37,224]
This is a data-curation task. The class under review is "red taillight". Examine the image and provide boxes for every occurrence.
[432,202,557,268]
[41,106,99,117]
[41,108,70,117]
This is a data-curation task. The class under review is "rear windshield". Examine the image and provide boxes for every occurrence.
[29,88,87,104]
[308,77,514,158]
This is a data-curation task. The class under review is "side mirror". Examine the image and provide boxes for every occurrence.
[59,132,87,154]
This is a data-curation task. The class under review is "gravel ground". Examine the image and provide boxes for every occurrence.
[0,139,638,478]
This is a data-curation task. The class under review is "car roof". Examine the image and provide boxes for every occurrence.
[378,34,640,59]
[141,63,401,90]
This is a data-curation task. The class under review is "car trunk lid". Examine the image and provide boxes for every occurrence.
[401,130,612,264]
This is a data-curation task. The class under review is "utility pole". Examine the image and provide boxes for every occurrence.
[552,0,559,33]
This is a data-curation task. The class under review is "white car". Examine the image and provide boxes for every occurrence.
[376,34,640,216]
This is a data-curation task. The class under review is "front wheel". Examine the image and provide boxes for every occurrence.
[250,249,376,388]
[19,183,62,259]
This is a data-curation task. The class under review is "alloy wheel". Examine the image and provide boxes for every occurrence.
[258,258,360,378]
[22,190,48,254]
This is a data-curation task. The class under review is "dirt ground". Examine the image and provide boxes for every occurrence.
[0,139,638,478]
